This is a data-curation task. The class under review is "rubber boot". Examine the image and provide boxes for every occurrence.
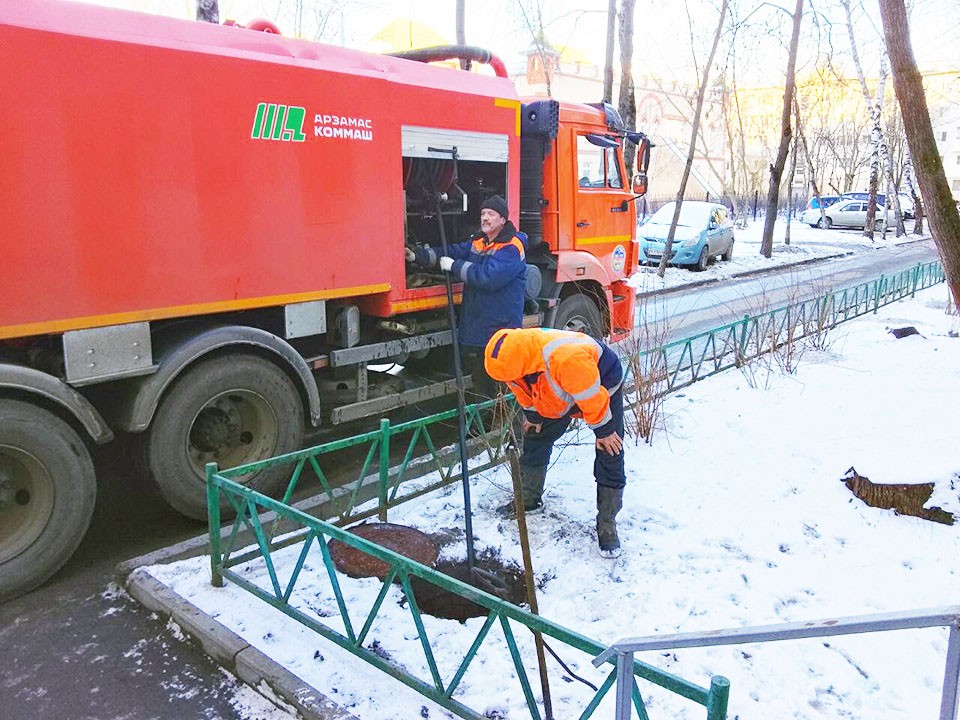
[596,485,623,559]
[497,465,547,518]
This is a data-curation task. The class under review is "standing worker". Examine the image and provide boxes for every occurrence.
[483,327,626,559]
[406,195,526,399]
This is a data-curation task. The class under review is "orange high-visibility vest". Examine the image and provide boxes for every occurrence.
[485,328,620,429]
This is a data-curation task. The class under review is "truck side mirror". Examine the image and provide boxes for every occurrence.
[633,137,652,196]
[632,173,648,196]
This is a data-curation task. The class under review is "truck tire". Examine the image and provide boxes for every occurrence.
[553,294,604,338]
[144,355,305,520]
[0,400,96,602]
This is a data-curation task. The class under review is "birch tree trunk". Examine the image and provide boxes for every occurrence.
[879,0,960,310]
[656,0,729,277]
[759,0,804,258]
[904,151,924,235]
[862,64,885,240]
[794,97,827,229]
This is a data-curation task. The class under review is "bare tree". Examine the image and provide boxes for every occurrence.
[197,0,218,23]
[656,0,730,277]
[617,0,637,177]
[879,0,960,309]
[785,103,800,245]
[759,0,803,259]
[841,0,883,238]
[603,0,617,104]
[456,0,470,70]
[516,1,555,97]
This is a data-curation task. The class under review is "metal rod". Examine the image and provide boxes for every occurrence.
[509,446,553,719]
[941,623,960,720]
[206,462,223,587]
[614,651,634,720]
[428,156,476,577]
[595,606,960,664]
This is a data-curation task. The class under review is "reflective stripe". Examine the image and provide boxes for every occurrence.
[571,376,601,401]
[459,261,473,283]
[471,236,525,259]
[586,407,613,430]
[541,334,592,415]
[426,247,437,265]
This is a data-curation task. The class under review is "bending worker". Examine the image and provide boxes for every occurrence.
[484,327,626,559]
[406,195,526,399]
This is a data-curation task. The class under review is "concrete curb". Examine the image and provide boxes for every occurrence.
[123,567,360,720]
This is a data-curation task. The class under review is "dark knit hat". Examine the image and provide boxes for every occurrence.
[480,194,509,219]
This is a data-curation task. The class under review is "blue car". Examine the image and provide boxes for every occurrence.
[638,201,735,271]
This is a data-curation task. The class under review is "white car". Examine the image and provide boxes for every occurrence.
[801,200,891,229]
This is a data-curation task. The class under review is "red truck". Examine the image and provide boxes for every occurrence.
[0,0,650,600]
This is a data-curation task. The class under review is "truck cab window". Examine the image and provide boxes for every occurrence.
[605,148,623,189]
[577,135,605,188]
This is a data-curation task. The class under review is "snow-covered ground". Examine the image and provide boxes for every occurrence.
[629,216,923,294]
[145,282,959,720]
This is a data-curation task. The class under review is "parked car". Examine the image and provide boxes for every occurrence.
[839,191,914,219]
[800,199,891,229]
[803,194,841,211]
[638,201,735,271]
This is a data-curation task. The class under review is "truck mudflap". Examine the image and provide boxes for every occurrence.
[102,325,323,433]
[609,280,636,343]
[0,364,113,444]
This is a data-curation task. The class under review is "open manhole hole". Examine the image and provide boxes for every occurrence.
[327,522,439,579]
[406,556,528,622]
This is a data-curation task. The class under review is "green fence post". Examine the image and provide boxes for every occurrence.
[738,315,749,358]
[911,264,920,298]
[705,675,730,720]
[206,462,223,588]
[379,418,390,522]
[874,275,883,313]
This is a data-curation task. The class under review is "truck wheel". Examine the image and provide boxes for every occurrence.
[144,355,305,520]
[553,294,604,338]
[0,400,96,602]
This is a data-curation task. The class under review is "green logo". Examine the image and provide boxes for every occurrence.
[251,103,306,142]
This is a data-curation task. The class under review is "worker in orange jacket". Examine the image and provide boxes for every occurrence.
[484,327,626,558]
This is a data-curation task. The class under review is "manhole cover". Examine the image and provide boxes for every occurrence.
[407,558,527,621]
[328,522,439,579]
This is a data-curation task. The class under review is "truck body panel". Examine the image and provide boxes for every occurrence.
[0,0,520,338]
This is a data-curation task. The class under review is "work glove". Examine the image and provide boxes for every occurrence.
[439,256,454,272]
[404,247,415,262]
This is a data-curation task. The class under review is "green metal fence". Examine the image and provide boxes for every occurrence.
[637,261,944,395]
[204,260,944,719]
[207,460,730,720]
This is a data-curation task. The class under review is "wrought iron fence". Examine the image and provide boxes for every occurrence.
[207,463,730,720]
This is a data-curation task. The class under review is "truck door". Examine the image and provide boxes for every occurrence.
[573,134,632,261]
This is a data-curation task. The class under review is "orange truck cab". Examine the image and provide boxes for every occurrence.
[519,99,650,340]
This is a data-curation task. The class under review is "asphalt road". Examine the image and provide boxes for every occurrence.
[0,443,282,720]
[0,239,941,720]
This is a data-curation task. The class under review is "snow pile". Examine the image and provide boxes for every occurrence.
[147,284,959,720]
